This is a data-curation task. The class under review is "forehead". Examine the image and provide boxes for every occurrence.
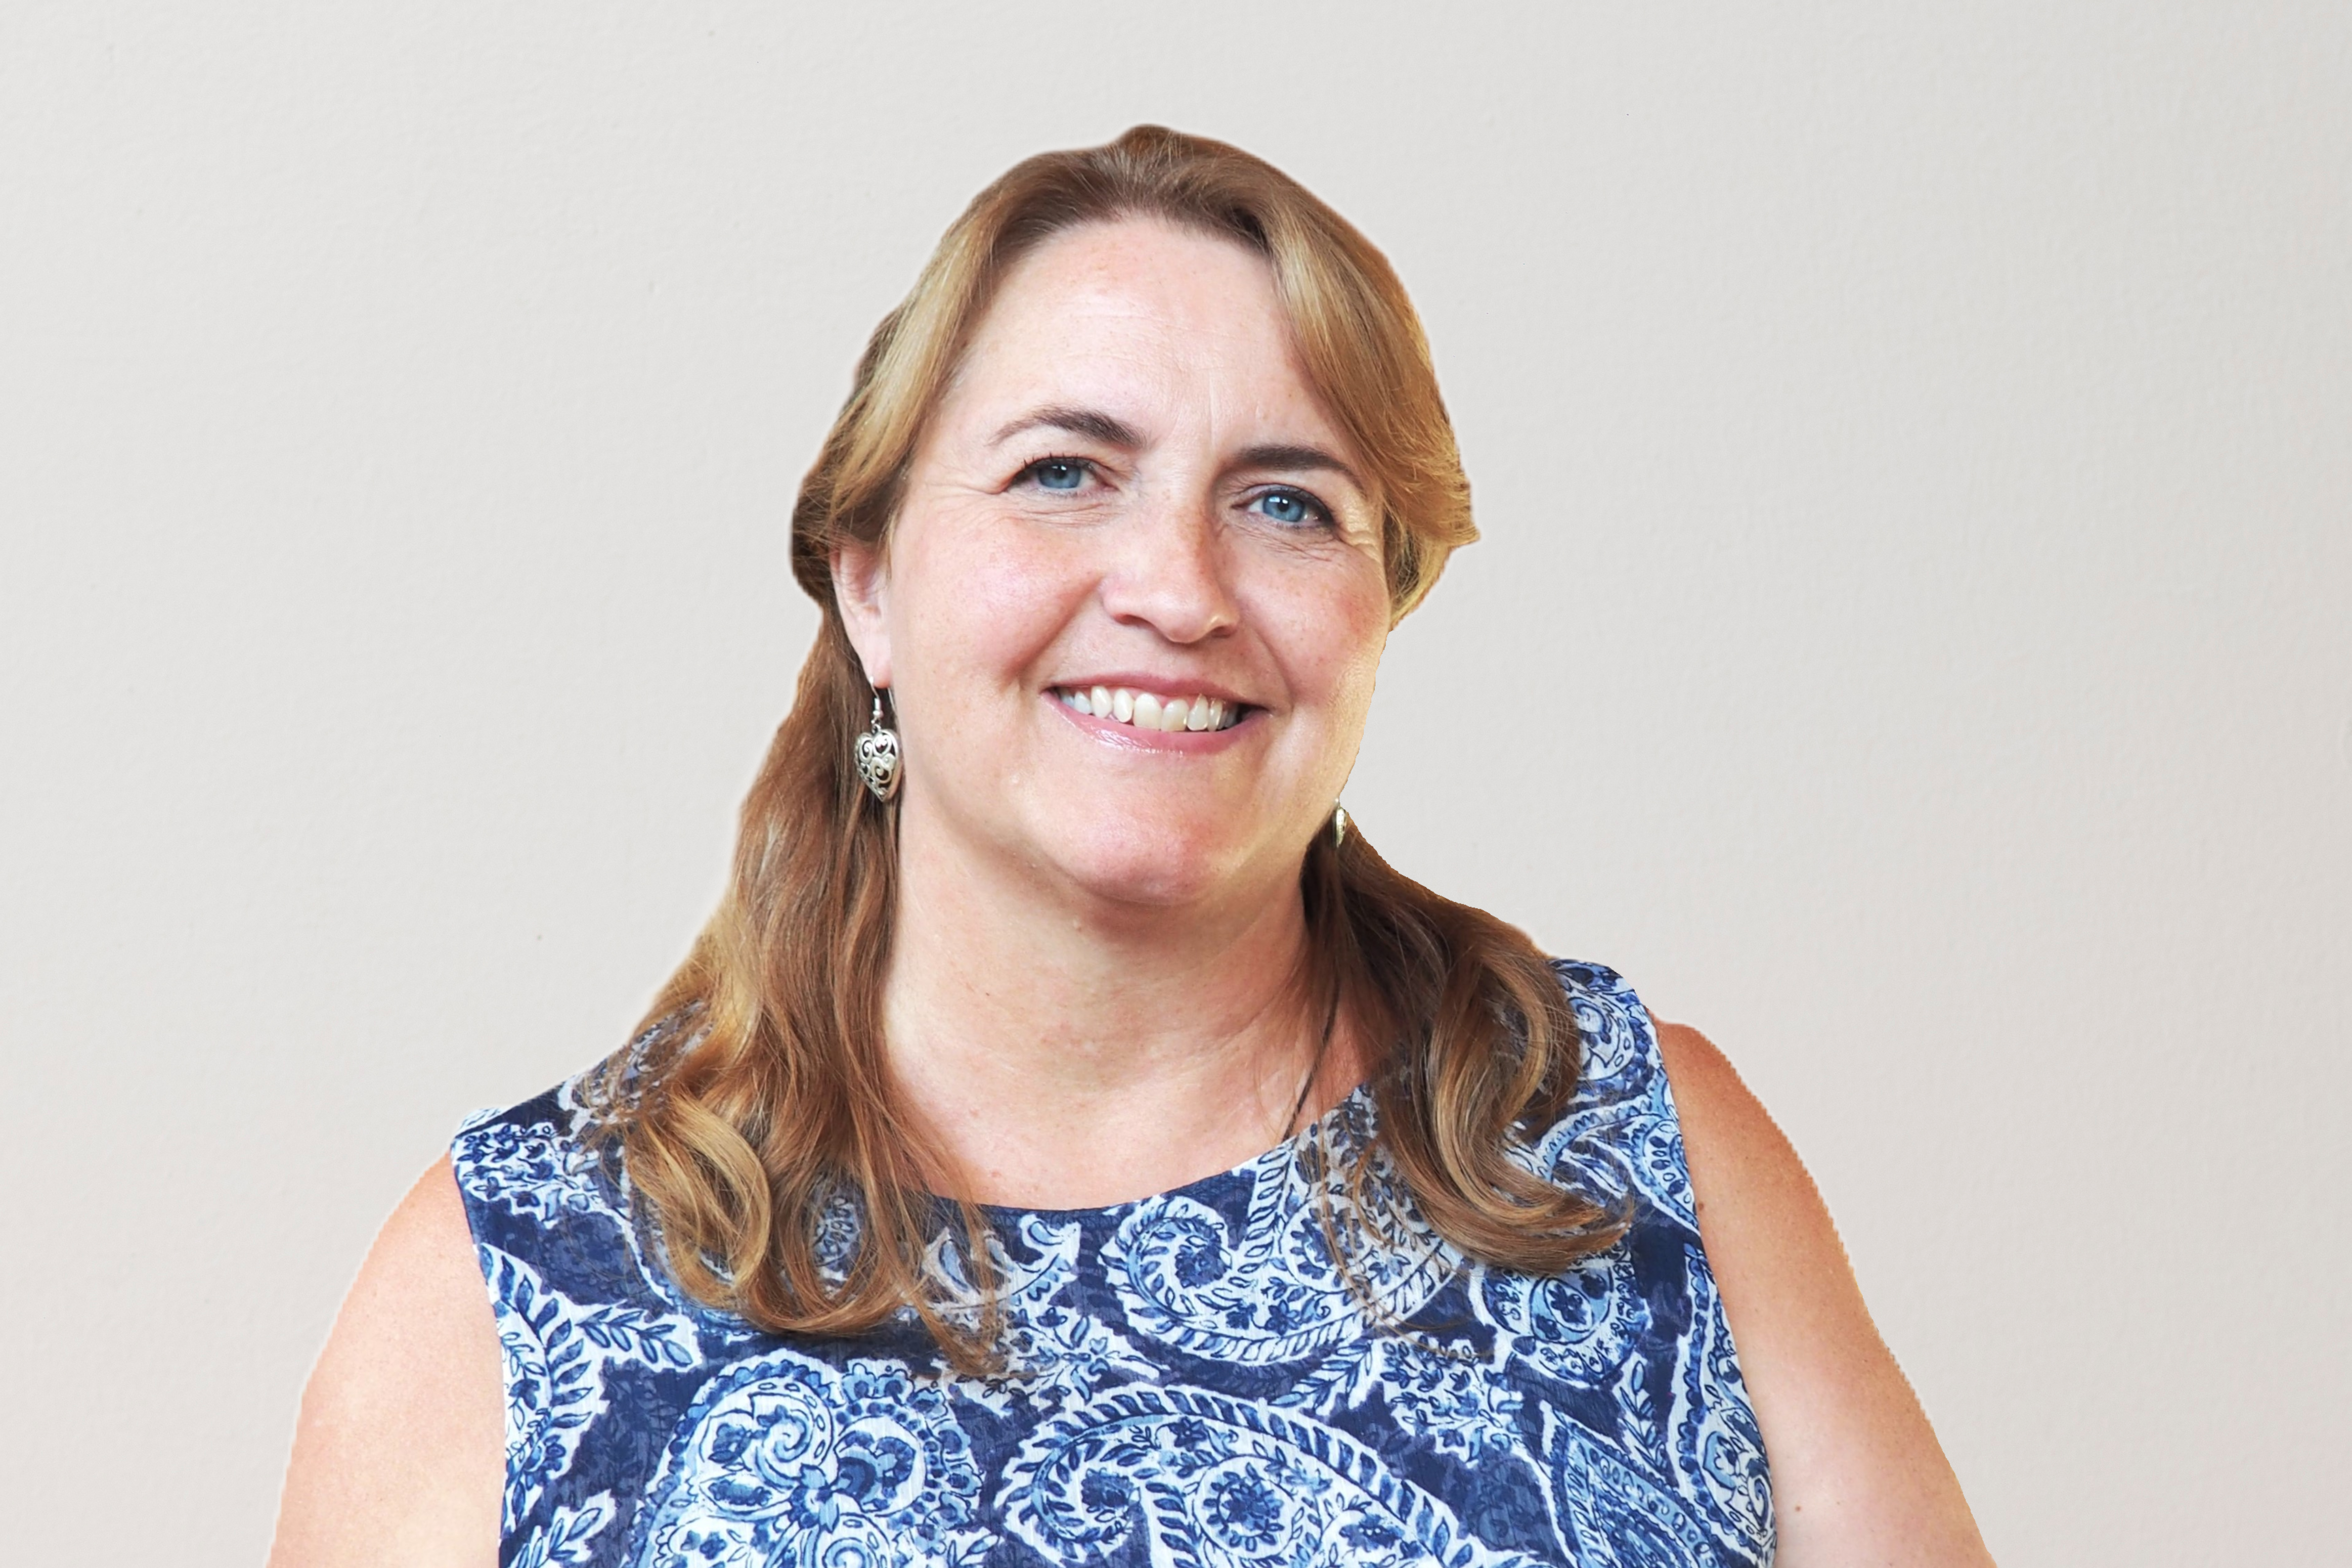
[986,216,1277,334]
[945,217,1334,431]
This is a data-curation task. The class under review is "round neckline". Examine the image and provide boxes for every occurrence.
[960,1079,1375,1223]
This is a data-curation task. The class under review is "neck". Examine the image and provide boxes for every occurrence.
[881,802,1352,1208]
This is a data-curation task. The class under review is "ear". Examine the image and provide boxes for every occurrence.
[831,540,893,690]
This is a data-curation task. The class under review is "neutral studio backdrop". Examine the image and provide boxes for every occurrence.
[3,4,2346,1562]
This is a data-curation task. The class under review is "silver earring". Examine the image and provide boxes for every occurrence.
[854,691,902,803]
[1331,802,1349,847]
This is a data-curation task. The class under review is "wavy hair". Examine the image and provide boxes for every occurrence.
[588,126,1620,1369]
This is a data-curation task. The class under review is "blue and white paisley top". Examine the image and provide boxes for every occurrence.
[451,960,1773,1567]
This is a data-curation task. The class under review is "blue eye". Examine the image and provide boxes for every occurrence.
[1029,459,1087,492]
[1250,488,1327,528]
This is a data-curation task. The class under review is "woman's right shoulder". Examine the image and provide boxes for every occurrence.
[267,1155,503,1567]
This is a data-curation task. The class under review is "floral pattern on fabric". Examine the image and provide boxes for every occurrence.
[1103,1093,1457,1370]
[480,1245,702,1535]
[630,1350,988,1566]
[1001,1385,1546,1568]
[451,960,1773,1565]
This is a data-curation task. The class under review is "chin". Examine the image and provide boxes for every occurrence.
[1041,816,1259,911]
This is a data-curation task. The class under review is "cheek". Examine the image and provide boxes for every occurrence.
[1257,565,1391,719]
[892,511,1087,689]
[1321,627,1387,735]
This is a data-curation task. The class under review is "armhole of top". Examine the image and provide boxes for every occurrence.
[1552,957,1669,1103]
[444,1107,524,1543]
[1549,958,1705,1237]
[446,1107,504,1274]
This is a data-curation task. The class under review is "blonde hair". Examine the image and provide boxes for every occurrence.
[590,126,1617,1368]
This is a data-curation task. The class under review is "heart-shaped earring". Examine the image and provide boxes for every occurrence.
[854,691,902,804]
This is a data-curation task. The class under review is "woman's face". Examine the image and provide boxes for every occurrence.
[836,217,1390,916]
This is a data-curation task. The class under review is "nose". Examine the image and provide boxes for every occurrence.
[1096,488,1240,645]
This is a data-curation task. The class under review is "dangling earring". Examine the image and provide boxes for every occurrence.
[854,690,902,803]
[1331,802,1349,847]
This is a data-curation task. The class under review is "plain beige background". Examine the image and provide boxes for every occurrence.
[3,4,2346,1562]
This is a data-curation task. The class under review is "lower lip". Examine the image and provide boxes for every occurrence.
[1046,695,1256,752]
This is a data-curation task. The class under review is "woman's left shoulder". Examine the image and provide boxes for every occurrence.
[1637,1011,1867,1355]
[1636,1006,1996,1564]
[1644,1016,1808,1239]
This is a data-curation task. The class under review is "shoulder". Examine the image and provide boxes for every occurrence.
[1645,1014,1995,1566]
[1648,1019,1818,1247]
[268,1157,501,1568]
[1643,1015,1869,1367]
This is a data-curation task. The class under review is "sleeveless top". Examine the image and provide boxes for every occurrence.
[451,960,1774,1567]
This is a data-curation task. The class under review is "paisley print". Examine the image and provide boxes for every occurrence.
[1002,1385,1542,1568]
[930,1216,1161,1416]
[451,960,1773,1565]
[1516,963,1698,1235]
[1671,1248,1772,1553]
[457,1107,691,1311]
[482,1246,702,1535]
[1474,1244,1651,1393]
[513,1494,619,1568]
[1105,1096,1454,1366]
[1284,1334,1526,1464]
[1540,1410,1720,1568]
[630,1351,988,1567]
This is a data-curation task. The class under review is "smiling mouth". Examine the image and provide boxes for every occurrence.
[1051,685,1247,733]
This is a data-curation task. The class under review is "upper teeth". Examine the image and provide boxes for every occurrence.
[1056,686,1241,733]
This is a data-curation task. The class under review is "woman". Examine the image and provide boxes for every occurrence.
[270,126,1992,1566]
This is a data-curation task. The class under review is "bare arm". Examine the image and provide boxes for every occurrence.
[1653,1018,1994,1566]
[266,1155,504,1567]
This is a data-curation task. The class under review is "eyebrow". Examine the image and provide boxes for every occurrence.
[1233,443,1365,493]
[989,405,1144,450]
[989,406,1367,493]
